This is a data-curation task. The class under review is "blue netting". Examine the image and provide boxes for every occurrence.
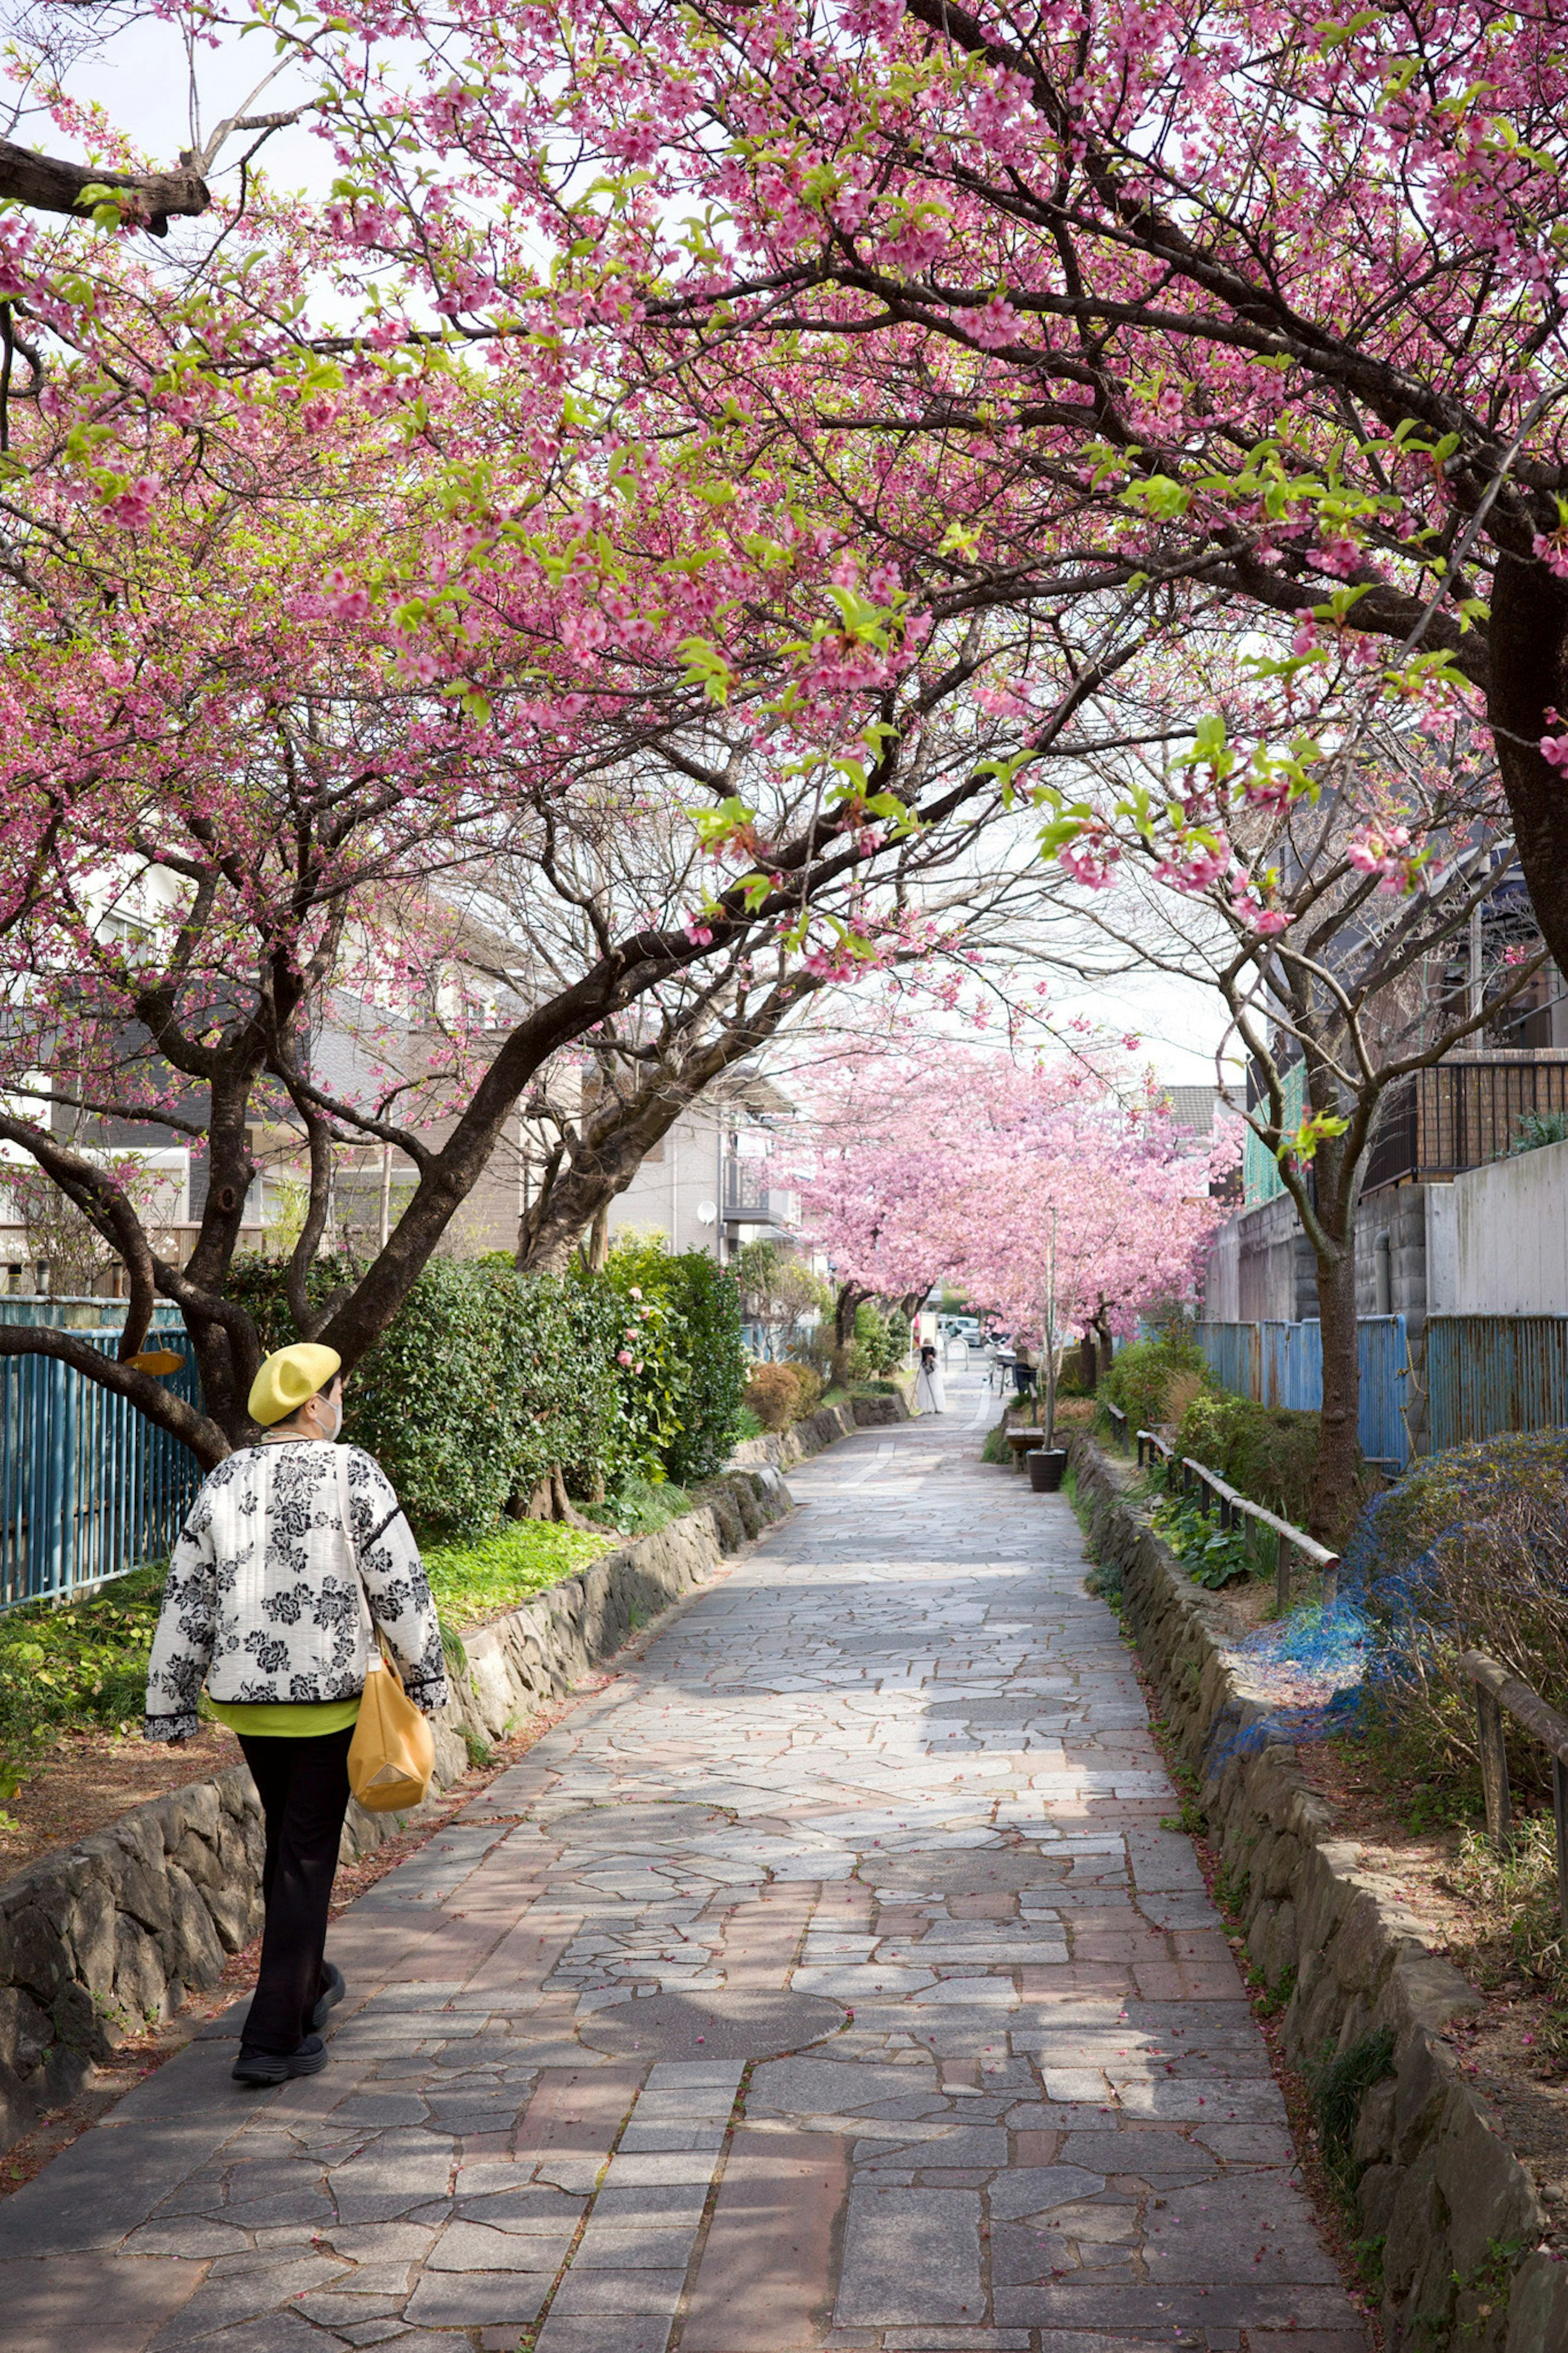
[1218,1432,1568,1753]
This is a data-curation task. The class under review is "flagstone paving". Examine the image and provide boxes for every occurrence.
[0,1371,1367,2353]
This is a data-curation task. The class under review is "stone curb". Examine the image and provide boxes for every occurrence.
[0,1464,796,2159]
[1069,1430,1568,2353]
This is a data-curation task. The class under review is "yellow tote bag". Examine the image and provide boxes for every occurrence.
[348,1635,436,1812]
[336,1451,435,1813]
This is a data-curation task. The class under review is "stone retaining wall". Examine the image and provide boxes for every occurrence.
[724,1386,918,1471]
[1069,1431,1568,2353]
[725,1401,856,1470]
[0,1465,793,2158]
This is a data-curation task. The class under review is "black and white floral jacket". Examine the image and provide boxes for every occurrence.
[144,1441,448,1742]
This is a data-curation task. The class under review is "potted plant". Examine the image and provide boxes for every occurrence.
[1027,1210,1069,1493]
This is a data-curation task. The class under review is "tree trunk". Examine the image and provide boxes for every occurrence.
[511,1465,592,1525]
[1310,1238,1361,1548]
[1489,555,1568,982]
[831,1280,867,1387]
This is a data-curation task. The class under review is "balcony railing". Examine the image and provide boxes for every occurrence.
[721,1161,797,1229]
[1362,1056,1568,1193]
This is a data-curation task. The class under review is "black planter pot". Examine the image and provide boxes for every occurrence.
[1026,1447,1068,1493]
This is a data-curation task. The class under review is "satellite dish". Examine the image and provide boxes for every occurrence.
[696,1200,718,1226]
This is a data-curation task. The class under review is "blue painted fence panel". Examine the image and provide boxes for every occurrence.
[0,1300,200,1612]
[1425,1316,1568,1454]
[1195,1316,1411,1468]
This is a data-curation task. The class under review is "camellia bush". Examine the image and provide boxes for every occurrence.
[604,1239,749,1485]
[228,1255,628,1536]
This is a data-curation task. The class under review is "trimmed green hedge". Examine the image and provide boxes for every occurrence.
[602,1238,748,1485]
[227,1244,747,1541]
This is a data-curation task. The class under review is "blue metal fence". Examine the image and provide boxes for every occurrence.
[0,1299,201,1612]
[1198,1312,1568,1464]
[1425,1316,1568,1454]
[1195,1315,1412,1468]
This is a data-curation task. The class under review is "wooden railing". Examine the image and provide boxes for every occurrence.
[1459,1649,1568,1944]
[1137,1427,1341,1609]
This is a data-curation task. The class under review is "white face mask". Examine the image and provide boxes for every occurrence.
[317,1388,343,1441]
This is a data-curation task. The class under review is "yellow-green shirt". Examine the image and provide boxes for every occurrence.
[207,1697,361,1737]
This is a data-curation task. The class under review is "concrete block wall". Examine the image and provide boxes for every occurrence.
[1426,1136,1568,1314]
[1353,1183,1432,1331]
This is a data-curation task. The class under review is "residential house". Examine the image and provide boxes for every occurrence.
[1200,879,1568,1342]
[606,1071,804,1262]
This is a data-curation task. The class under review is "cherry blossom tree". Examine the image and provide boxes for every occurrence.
[0,239,1154,1462]
[293,0,1568,977]
[1066,705,1550,1533]
[795,1044,1228,1377]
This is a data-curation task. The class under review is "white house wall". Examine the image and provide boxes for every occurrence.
[1427,1139,1568,1314]
[609,1107,730,1257]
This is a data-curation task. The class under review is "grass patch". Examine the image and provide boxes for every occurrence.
[0,1566,168,1810]
[594,1475,695,1539]
[1310,2025,1396,2203]
[423,1518,615,1631]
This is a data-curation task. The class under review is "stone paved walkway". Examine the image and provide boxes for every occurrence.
[0,1371,1367,2353]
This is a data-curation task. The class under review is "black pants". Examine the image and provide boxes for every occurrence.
[1012,1363,1036,1396]
[237,1726,354,2056]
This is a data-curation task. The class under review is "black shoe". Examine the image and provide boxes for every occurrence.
[312,1962,346,2031]
[232,2034,328,2087]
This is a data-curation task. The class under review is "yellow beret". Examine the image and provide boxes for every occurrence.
[248,1343,343,1428]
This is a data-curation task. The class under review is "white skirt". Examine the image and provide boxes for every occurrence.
[914,1363,946,1414]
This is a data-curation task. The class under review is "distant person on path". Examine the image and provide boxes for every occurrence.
[144,1343,446,2087]
[915,1339,947,1416]
[1011,1338,1038,1398]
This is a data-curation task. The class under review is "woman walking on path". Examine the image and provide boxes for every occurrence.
[144,1343,447,2087]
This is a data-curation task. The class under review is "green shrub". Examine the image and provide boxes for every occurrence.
[232,1241,746,1538]
[229,1253,630,1539]
[1099,1328,1209,1437]
[604,1238,746,1482]
[853,1301,906,1375]
[1174,1389,1326,1528]
[1344,1430,1568,1810]
[1510,1110,1568,1155]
